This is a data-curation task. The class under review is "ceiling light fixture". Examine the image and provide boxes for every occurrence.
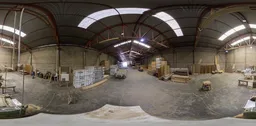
[114,40,132,48]
[133,40,151,48]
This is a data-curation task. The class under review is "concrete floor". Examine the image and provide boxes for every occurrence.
[3,69,256,120]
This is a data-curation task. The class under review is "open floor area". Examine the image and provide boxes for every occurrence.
[4,69,254,120]
[1,0,256,125]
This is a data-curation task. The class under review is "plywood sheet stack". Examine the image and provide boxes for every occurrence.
[200,65,216,74]
[148,65,152,71]
[192,64,201,75]
[151,61,156,71]
[24,64,33,74]
[171,75,190,83]
[100,60,110,70]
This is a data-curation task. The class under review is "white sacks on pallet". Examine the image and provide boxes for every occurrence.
[110,65,118,76]
[73,66,104,88]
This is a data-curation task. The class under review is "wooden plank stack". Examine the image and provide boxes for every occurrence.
[100,60,110,70]
[200,65,216,74]
[171,75,190,83]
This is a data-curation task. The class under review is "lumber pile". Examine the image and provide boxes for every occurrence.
[171,74,190,83]
[192,64,223,74]
[200,65,216,74]
[157,61,170,78]
[24,64,32,74]
[147,58,170,78]
[100,60,110,71]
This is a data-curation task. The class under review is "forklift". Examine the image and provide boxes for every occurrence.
[200,81,211,91]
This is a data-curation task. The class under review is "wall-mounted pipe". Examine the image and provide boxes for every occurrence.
[18,8,25,71]
[12,11,17,70]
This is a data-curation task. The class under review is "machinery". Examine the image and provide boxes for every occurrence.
[0,94,26,118]
[243,96,256,119]
[138,66,144,72]
[0,94,41,118]
[115,68,127,79]
[200,81,211,91]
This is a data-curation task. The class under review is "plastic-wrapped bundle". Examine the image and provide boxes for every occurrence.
[94,67,104,83]
[110,65,118,76]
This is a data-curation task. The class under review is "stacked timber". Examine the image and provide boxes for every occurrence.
[171,75,190,83]
[100,60,110,70]
[200,65,216,74]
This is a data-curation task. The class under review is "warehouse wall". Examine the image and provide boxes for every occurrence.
[0,48,14,68]
[20,46,116,73]
[143,47,226,70]
[21,47,56,73]
[226,46,256,71]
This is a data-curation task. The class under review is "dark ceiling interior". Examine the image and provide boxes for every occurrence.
[1,0,256,60]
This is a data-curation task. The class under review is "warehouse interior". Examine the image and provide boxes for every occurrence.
[0,0,256,123]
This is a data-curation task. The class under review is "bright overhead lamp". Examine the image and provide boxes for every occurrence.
[0,25,26,37]
[0,37,14,44]
[133,40,151,48]
[218,25,245,41]
[252,36,256,39]
[140,38,145,42]
[231,36,250,46]
[114,40,132,48]
[131,50,141,55]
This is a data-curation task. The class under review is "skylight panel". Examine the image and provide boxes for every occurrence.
[0,37,14,44]
[174,29,183,37]
[218,25,245,41]
[249,24,256,29]
[117,8,149,14]
[153,12,183,37]
[0,25,26,37]
[79,9,183,37]
[231,36,250,46]
[78,8,149,29]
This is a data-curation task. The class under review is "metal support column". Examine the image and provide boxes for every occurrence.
[193,49,195,64]
[245,46,247,69]
[12,11,17,70]
[30,52,32,65]
[56,47,60,74]
[83,51,87,68]
[18,8,25,71]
